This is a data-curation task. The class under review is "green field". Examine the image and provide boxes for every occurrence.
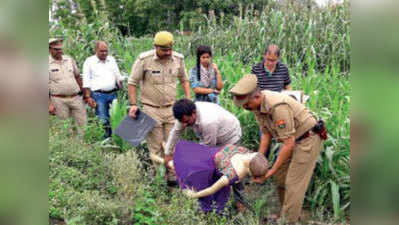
[49,2,350,224]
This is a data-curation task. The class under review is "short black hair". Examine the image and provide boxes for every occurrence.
[173,99,196,121]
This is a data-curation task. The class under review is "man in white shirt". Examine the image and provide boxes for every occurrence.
[164,99,242,163]
[82,41,123,138]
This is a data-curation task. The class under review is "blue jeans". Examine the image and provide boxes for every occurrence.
[91,91,117,137]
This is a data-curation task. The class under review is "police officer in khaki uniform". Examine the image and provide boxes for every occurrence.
[230,74,327,223]
[49,38,87,135]
[127,31,191,182]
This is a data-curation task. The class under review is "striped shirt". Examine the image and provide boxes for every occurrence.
[251,61,291,92]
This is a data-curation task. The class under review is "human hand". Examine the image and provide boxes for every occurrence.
[213,89,220,94]
[183,188,197,198]
[129,105,139,118]
[253,169,275,183]
[212,63,219,72]
[48,104,56,115]
[164,154,173,169]
[86,97,97,108]
[252,175,266,184]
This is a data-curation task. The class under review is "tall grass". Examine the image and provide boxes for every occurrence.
[176,1,350,73]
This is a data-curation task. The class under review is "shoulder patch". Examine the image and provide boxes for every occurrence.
[275,119,286,129]
[172,51,184,59]
[138,50,155,60]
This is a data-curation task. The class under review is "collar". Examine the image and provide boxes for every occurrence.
[262,60,279,72]
[153,52,174,62]
[259,93,271,114]
[49,55,67,63]
[96,55,110,63]
[194,110,201,126]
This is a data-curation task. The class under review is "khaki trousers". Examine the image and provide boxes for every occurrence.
[51,95,87,135]
[142,104,175,179]
[274,132,323,222]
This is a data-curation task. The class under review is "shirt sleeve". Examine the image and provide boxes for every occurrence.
[272,104,296,140]
[111,57,122,81]
[255,113,271,135]
[189,68,200,88]
[177,58,188,83]
[164,121,185,155]
[128,58,144,86]
[201,123,218,146]
[82,58,91,88]
[251,65,256,74]
[72,59,80,77]
[283,64,291,86]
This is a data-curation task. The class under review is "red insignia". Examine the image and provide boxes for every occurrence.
[275,120,286,129]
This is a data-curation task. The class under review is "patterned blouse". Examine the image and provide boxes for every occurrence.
[214,145,250,183]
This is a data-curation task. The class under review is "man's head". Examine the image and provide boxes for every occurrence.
[263,44,280,69]
[172,99,197,127]
[95,41,108,61]
[154,31,174,59]
[249,153,269,178]
[230,74,263,111]
[49,38,64,60]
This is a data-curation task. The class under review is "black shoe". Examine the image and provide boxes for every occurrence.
[167,180,178,187]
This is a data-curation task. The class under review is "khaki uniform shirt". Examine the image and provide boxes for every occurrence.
[254,90,317,141]
[49,55,81,95]
[128,50,188,107]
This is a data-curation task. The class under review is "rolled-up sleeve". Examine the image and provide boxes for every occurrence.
[272,105,295,140]
[189,68,200,88]
[164,121,185,155]
[82,58,91,88]
[128,58,144,86]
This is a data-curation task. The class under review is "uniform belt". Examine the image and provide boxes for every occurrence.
[51,94,78,98]
[143,103,173,108]
[94,89,118,94]
[296,130,311,143]
[296,119,328,142]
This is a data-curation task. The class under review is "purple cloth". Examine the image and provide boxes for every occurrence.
[173,140,231,214]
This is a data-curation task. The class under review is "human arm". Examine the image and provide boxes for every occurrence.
[189,67,219,95]
[182,80,191,99]
[283,64,291,90]
[183,176,229,198]
[254,105,296,183]
[72,59,83,92]
[258,132,272,155]
[111,56,123,88]
[192,87,220,95]
[48,99,56,115]
[127,58,144,118]
[164,121,185,167]
[212,63,223,90]
[178,59,191,99]
[284,84,292,90]
[81,59,96,108]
